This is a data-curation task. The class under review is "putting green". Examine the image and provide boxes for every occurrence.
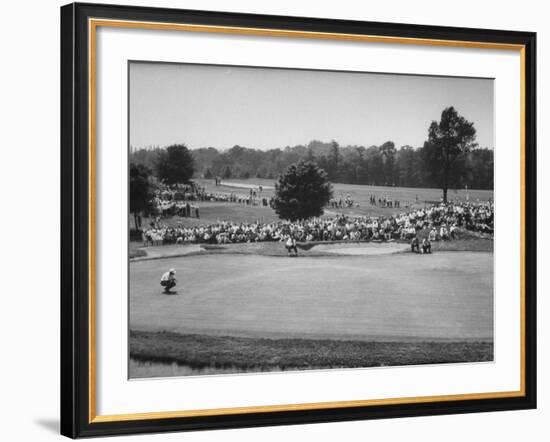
[130,251,493,341]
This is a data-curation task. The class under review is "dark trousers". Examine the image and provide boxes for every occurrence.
[286,245,298,254]
[161,280,176,291]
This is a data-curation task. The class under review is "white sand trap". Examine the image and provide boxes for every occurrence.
[133,244,202,260]
[314,242,409,255]
[220,181,274,190]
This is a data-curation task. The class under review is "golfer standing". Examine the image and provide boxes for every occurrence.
[285,235,298,256]
[160,268,177,293]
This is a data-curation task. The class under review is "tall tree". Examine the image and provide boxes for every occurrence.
[272,161,333,221]
[327,140,340,181]
[222,165,232,179]
[203,168,213,179]
[468,148,494,189]
[365,146,384,185]
[396,145,422,187]
[132,135,492,189]
[155,144,195,185]
[129,163,154,230]
[422,107,477,202]
[380,141,396,185]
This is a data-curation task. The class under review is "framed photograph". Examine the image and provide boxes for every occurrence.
[60,2,536,438]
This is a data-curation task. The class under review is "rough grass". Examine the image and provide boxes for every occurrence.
[420,228,494,252]
[431,238,493,252]
[130,330,493,375]
[129,243,148,259]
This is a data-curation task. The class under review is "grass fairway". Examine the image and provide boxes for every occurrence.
[197,178,493,206]
[129,250,493,376]
[132,180,494,229]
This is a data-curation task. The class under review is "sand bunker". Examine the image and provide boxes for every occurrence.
[220,181,274,190]
[314,242,409,255]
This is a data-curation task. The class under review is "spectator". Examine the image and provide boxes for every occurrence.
[421,238,432,254]
[139,201,493,248]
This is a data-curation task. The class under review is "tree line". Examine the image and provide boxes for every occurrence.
[130,106,493,229]
[131,108,492,192]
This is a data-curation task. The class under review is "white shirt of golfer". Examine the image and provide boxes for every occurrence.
[161,271,175,283]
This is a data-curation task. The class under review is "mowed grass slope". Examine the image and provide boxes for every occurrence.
[130,330,493,377]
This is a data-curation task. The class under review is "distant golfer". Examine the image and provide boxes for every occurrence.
[421,238,432,254]
[160,268,177,293]
[410,236,420,253]
[285,235,298,257]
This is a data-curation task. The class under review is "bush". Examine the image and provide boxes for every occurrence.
[272,161,333,221]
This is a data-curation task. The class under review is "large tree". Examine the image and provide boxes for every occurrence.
[222,165,232,179]
[155,144,195,184]
[129,163,154,230]
[365,146,384,185]
[396,145,422,187]
[379,140,396,186]
[131,135,492,189]
[422,106,477,202]
[327,140,341,181]
[272,161,333,221]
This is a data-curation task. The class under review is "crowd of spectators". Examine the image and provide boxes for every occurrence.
[154,184,272,218]
[369,195,403,208]
[329,195,359,209]
[141,201,493,247]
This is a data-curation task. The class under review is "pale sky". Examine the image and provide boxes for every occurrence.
[129,61,494,151]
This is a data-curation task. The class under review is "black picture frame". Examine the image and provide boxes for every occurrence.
[61,2,537,438]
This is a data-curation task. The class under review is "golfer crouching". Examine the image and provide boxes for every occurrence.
[160,268,177,293]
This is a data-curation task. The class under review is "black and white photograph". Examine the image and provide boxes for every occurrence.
[0,0,544,439]
[128,61,495,379]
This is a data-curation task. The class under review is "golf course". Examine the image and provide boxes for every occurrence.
[126,66,497,379]
[130,242,493,377]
